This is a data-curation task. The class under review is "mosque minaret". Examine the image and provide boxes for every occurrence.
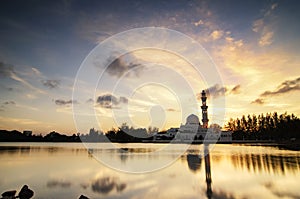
[155,89,232,142]
[201,90,209,129]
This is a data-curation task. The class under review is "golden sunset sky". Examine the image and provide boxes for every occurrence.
[0,0,299,134]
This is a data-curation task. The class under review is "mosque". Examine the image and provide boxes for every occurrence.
[156,90,232,142]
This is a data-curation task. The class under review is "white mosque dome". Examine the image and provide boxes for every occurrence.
[186,114,200,125]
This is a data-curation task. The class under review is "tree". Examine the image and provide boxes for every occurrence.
[225,112,300,141]
[241,115,247,132]
[252,114,258,132]
[246,114,252,133]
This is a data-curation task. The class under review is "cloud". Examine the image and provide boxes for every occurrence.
[42,79,60,89]
[259,30,274,46]
[199,84,241,99]
[86,98,94,103]
[271,3,278,10]
[231,85,241,94]
[210,30,224,40]
[251,98,265,105]
[104,55,143,78]
[260,77,300,97]
[55,99,78,106]
[166,108,176,112]
[31,67,42,76]
[47,179,72,188]
[96,94,128,109]
[0,62,45,93]
[194,19,204,27]
[91,177,126,194]
[252,3,278,47]
[252,19,264,33]
[119,96,128,104]
[251,77,300,105]
[0,85,14,91]
[0,62,14,77]
[3,101,16,105]
[205,84,227,98]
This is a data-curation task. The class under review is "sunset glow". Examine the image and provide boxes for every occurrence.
[0,1,299,134]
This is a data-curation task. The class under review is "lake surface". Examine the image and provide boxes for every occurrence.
[0,143,299,199]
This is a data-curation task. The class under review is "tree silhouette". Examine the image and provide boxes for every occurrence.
[225,112,300,141]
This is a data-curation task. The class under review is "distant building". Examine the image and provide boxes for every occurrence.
[175,90,232,142]
[219,131,232,142]
[153,90,232,142]
[175,114,207,141]
[23,130,32,136]
[166,128,179,138]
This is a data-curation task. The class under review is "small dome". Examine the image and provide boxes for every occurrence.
[186,114,200,125]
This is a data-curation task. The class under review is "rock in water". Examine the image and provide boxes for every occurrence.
[18,185,34,199]
[1,190,16,199]
[78,195,89,199]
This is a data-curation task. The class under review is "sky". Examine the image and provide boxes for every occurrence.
[0,0,299,134]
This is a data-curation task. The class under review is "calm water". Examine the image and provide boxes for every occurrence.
[0,143,299,199]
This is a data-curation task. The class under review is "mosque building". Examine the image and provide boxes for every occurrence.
[175,90,232,142]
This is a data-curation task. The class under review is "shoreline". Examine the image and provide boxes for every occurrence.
[0,140,299,151]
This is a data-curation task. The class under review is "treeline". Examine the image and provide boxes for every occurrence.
[81,124,155,142]
[0,130,81,142]
[0,124,157,142]
[225,112,300,140]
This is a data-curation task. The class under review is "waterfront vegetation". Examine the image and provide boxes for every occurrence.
[0,112,299,144]
[225,112,300,141]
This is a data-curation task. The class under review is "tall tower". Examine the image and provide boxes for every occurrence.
[201,90,209,128]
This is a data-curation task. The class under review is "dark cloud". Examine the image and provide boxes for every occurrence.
[107,56,143,77]
[205,84,227,98]
[47,180,72,188]
[3,101,16,105]
[0,84,14,91]
[166,108,176,112]
[55,99,78,106]
[251,98,264,105]
[115,183,126,192]
[42,80,60,89]
[95,54,143,78]
[252,77,300,105]
[86,98,94,103]
[197,84,240,99]
[91,177,126,195]
[96,94,128,109]
[0,62,14,77]
[231,84,241,94]
[260,77,300,97]
[119,96,128,104]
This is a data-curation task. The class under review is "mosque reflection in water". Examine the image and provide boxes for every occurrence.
[187,144,212,199]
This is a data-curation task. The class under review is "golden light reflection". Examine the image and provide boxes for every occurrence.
[0,143,299,199]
